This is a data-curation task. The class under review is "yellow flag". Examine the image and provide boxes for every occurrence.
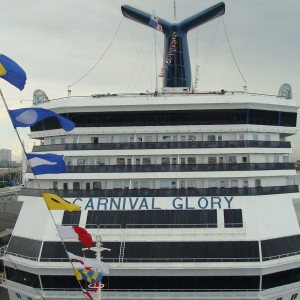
[42,193,81,211]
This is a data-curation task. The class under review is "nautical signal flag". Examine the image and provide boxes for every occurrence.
[74,268,103,284]
[57,225,93,248]
[149,11,163,32]
[67,252,109,275]
[83,289,95,300]
[9,107,75,132]
[26,153,66,175]
[0,53,27,90]
[42,193,81,212]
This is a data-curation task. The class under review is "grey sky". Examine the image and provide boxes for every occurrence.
[0,0,299,160]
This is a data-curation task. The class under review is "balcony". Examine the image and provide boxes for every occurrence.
[20,185,298,198]
[32,140,291,152]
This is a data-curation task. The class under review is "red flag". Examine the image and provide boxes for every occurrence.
[57,225,93,248]
[83,289,95,300]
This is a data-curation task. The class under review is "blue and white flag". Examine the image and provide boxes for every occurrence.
[26,153,66,175]
[9,107,75,132]
[149,11,163,32]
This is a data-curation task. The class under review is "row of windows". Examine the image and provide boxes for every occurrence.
[57,154,288,167]
[48,178,268,191]
[43,132,279,146]
[62,209,243,229]
[6,266,300,292]
[30,109,297,131]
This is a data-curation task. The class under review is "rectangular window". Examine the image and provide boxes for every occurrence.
[92,137,99,143]
[208,180,218,188]
[273,155,279,163]
[217,135,222,141]
[220,180,226,188]
[228,156,237,164]
[242,156,247,163]
[187,180,196,188]
[117,158,125,165]
[73,182,80,190]
[219,156,224,164]
[224,209,243,228]
[143,158,151,165]
[207,135,216,141]
[77,158,85,166]
[171,181,177,189]
[265,134,271,141]
[93,182,102,190]
[162,157,170,165]
[63,183,68,190]
[253,133,259,141]
[181,157,186,164]
[51,138,55,145]
[61,137,65,144]
[136,158,141,165]
[208,157,217,164]
[53,182,58,190]
[162,135,171,142]
[188,135,196,141]
[243,180,249,188]
[172,135,178,142]
[180,180,186,189]
[239,134,245,140]
[127,158,132,165]
[172,157,177,164]
[86,182,90,190]
[96,157,105,165]
[73,136,77,143]
[188,157,196,164]
[137,137,143,142]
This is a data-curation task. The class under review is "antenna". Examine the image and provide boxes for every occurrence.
[173,0,177,21]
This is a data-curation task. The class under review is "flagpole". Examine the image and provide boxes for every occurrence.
[154,29,158,95]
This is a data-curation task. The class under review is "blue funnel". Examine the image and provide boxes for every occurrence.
[121,3,225,89]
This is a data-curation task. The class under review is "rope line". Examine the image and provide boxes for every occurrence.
[68,16,124,90]
[222,17,247,87]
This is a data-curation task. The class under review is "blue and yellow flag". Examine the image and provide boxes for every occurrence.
[42,193,81,211]
[74,269,103,284]
[0,53,27,90]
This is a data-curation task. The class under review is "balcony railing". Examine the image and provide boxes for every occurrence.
[20,185,299,198]
[26,162,295,174]
[32,140,291,152]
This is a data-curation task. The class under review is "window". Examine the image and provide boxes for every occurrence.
[217,135,222,141]
[136,158,141,165]
[224,209,243,228]
[92,137,99,143]
[93,182,102,190]
[220,180,226,188]
[255,179,261,187]
[143,158,151,165]
[181,157,186,164]
[77,158,85,166]
[187,180,196,188]
[243,180,249,188]
[61,137,65,144]
[172,157,177,164]
[187,157,196,164]
[239,134,245,140]
[228,156,237,164]
[53,182,58,190]
[162,136,171,142]
[127,158,132,165]
[86,183,90,190]
[51,138,55,145]
[219,156,224,164]
[242,156,247,163]
[188,135,196,141]
[207,135,216,141]
[208,180,218,188]
[63,183,68,190]
[208,157,217,164]
[73,182,80,190]
[180,135,186,141]
[265,134,271,141]
[117,158,125,166]
[162,157,170,165]
[66,159,72,166]
[100,136,109,143]
[140,181,150,189]
[73,136,77,143]
[137,137,143,142]
[172,135,178,142]
[96,157,105,165]
[274,155,279,163]
[253,133,258,141]
[171,181,176,189]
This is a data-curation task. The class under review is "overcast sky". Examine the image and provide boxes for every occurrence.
[0,0,299,161]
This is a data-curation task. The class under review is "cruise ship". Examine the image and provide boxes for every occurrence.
[1,2,300,300]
